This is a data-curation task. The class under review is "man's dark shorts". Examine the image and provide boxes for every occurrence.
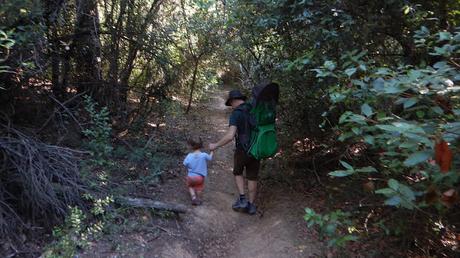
[233,149,260,180]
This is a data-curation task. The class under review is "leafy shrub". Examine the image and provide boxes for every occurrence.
[43,194,114,257]
[304,208,358,248]
[324,27,459,211]
[82,96,113,166]
[0,29,15,75]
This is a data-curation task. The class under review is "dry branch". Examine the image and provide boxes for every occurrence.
[0,124,86,240]
[116,196,187,213]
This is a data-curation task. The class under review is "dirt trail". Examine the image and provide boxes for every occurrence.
[83,87,322,258]
[154,87,321,258]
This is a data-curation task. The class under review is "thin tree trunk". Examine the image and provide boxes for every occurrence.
[50,26,63,100]
[186,60,199,114]
[118,0,163,107]
[439,0,449,30]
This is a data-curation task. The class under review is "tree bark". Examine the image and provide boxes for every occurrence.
[186,59,199,114]
[116,196,187,213]
[439,0,449,30]
[50,26,64,100]
[118,0,162,108]
[74,0,103,97]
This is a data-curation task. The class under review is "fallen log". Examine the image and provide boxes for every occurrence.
[116,196,187,213]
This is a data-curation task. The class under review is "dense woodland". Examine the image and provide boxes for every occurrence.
[1,0,460,257]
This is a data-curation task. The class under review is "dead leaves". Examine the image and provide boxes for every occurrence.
[441,189,459,208]
[434,140,453,173]
[425,186,459,208]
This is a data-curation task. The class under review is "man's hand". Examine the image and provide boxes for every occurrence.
[210,126,236,151]
[209,143,218,151]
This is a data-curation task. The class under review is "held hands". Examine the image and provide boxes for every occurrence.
[209,143,218,151]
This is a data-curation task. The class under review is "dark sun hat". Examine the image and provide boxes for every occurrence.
[225,90,247,106]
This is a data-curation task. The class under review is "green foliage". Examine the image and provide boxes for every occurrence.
[304,208,358,248]
[43,195,114,257]
[326,27,460,210]
[82,96,113,166]
[0,29,15,75]
[328,160,377,177]
[223,0,460,253]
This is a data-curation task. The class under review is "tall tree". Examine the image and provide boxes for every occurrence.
[74,0,103,97]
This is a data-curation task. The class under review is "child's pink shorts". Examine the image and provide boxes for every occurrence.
[186,175,205,192]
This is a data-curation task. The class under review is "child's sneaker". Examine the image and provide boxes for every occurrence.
[191,198,201,206]
[232,196,248,212]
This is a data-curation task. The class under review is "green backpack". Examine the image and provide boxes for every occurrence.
[247,82,279,160]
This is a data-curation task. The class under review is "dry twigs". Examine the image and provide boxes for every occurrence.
[0,124,86,240]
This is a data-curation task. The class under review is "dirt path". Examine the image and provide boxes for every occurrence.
[83,87,322,258]
[153,87,322,258]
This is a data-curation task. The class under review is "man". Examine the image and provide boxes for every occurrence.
[209,90,260,215]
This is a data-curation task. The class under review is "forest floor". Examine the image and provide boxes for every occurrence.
[81,87,324,258]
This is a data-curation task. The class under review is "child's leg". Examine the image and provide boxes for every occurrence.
[188,187,197,200]
[196,190,202,199]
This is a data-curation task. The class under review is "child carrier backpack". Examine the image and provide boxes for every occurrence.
[236,81,279,160]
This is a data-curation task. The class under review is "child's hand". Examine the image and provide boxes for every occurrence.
[209,143,218,151]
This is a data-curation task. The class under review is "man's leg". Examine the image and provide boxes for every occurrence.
[233,150,248,211]
[248,180,257,203]
[245,156,260,215]
[235,175,245,195]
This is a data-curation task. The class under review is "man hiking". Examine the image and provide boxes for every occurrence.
[209,89,260,215]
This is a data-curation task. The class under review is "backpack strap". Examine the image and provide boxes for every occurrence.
[233,103,254,152]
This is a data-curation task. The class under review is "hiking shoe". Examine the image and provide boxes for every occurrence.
[191,198,201,206]
[247,202,257,215]
[232,196,248,212]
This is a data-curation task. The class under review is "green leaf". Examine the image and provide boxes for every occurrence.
[393,122,425,134]
[361,103,373,117]
[403,98,417,109]
[432,106,444,114]
[328,170,354,177]
[384,84,403,94]
[399,184,416,202]
[339,160,353,170]
[324,60,336,71]
[388,179,399,190]
[384,196,401,206]
[351,127,361,135]
[438,32,452,41]
[363,135,374,145]
[349,114,367,125]
[416,111,425,118]
[344,67,357,77]
[356,166,377,173]
[375,188,394,195]
[376,124,398,132]
[403,5,410,15]
[330,92,345,103]
[339,112,351,124]
[403,151,431,166]
[399,142,417,149]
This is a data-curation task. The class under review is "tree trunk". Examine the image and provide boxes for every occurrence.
[439,0,449,30]
[118,0,162,109]
[74,0,103,97]
[107,0,128,109]
[186,59,199,114]
[50,26,64,100]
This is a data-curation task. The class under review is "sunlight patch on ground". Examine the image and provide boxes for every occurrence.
[148,122,166,128]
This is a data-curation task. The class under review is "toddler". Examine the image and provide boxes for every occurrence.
[183,137,213,205]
